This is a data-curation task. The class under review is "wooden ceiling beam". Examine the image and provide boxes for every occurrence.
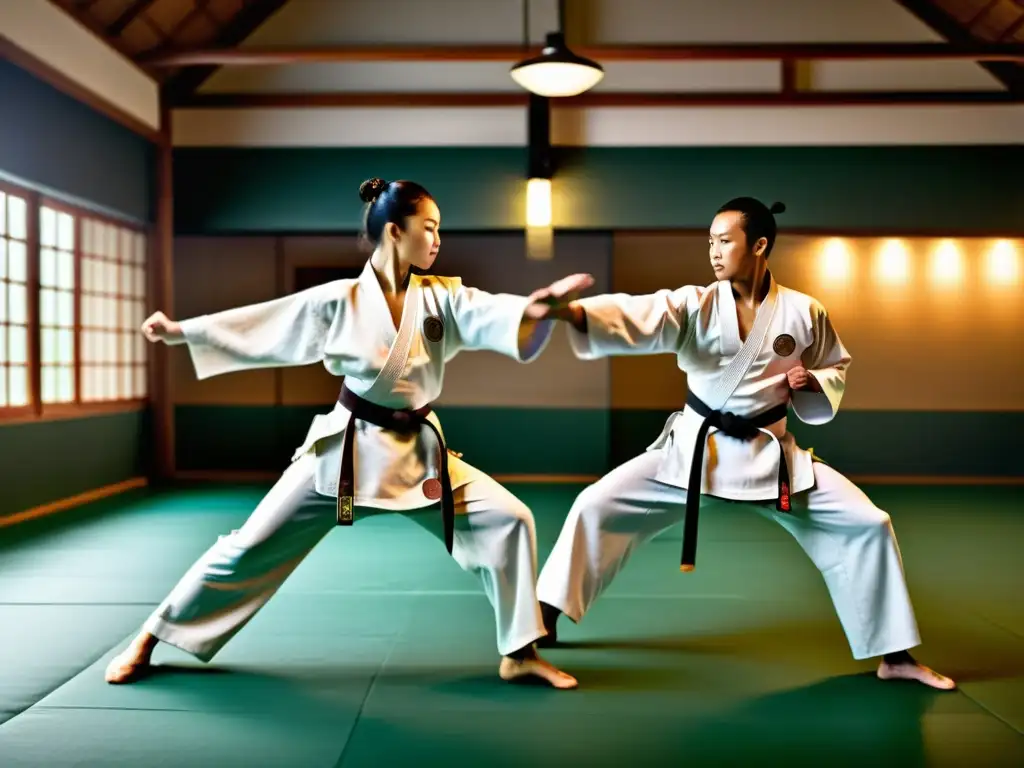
[168,90,1024,109]
[140,41,1024,67]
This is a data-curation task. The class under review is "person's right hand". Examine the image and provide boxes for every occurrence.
[141,311,185,345]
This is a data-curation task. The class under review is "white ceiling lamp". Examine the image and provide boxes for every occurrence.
[510,1,604,98]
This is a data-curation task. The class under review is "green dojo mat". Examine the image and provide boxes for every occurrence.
[0,482,1022,767]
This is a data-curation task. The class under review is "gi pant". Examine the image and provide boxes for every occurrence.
[144,453,546,661]
[536,451,921,660]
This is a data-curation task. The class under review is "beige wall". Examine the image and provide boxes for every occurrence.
[171,232,612,409]
[611,233,1024,411]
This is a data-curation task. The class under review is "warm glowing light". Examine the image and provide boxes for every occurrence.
[875,239,909,285]
[526,177,552,228]
[821,238,851,283]
[930,239,963,286]
[985,240,1019,285]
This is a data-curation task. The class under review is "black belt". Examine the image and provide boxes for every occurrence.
[681,392,791,572]
[336,385,455,555]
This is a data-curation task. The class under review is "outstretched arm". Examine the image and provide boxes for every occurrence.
[560,287,697,359]
[142,285,335,380]
[790,302,850,424]
[447,273,594,362]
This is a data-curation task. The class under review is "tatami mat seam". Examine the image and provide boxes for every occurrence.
[330,623,404,768]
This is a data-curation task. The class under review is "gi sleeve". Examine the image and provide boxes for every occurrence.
[567,286,696,359]
[177,285,335,379]
[791,301,850,425]
[444,279,554,363]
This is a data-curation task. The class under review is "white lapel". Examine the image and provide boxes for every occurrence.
[706,273,780,410]
[349,261,421,400]
[717,280,742,357]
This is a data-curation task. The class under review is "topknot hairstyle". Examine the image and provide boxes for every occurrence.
[358,177,434,247]
[716,197,786,258]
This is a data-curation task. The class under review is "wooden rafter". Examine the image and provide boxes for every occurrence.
[894,0,1024,94]
[160,0,290,101]
[107,0,159,36]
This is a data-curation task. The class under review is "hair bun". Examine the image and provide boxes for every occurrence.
[769,201,786,215]
[359,177,389,203]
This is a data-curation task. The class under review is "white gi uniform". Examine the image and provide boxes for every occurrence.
[536,274,921,660]
[145,261,555,660]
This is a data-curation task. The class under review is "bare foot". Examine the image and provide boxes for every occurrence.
[877,658,956,690]
[105,632,158,684]
[499,653,578,689]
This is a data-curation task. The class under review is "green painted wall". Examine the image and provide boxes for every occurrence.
[175,405,1020,480]
[175,405,609,476]
[0,60,156,522]
[172,146,1024,235]
[0,411,151,520]
[0,60,154,223]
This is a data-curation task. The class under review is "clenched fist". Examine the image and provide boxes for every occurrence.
[141,311,185,345]
[787,366,821,392]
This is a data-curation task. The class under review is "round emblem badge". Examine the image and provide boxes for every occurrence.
[422,478,443,501]
[423,315,444,343]
[772,333,796,357]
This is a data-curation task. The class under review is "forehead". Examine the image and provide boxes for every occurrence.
[710,210,744,237]
[416,197,441,223]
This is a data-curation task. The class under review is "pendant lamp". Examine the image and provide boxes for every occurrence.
[510,31,604,97]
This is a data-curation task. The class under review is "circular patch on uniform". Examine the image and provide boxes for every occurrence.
[422,478,443,501]
[423,315,444,343]
[772,333,796,357]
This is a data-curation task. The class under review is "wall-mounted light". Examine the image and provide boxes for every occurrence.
[930,239,963,286]
[986,239,1019,285]
[526,177,552,227]
[820,238,852,284]
[525,92,554,260]
[875,239,910,285]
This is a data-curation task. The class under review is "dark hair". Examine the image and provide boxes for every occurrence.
[716,197,786,258]
[359,178,433,247]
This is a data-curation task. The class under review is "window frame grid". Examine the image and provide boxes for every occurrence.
[0,179,38,421]
[0,179,151,424]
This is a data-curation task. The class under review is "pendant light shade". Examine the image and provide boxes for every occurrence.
[510,32,604,97]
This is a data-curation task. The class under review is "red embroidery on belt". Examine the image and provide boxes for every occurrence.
[780,482,790,511]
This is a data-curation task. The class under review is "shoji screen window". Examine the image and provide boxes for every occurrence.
[81,218,147,402]
[0,188,30,412]
[39,205,77,404]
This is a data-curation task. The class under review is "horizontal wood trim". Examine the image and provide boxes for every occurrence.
[0,38,160,143]
[170,471,1024,487]
[1,401,147,426]
[0,476,147,528]
[142,42,1024,67]
[171,90,1024,109]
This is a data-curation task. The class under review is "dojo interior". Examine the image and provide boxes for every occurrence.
[1,0,1023,765]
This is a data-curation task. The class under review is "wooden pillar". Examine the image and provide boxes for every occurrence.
[149,103,175,481]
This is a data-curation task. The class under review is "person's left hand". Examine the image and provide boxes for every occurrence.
[525,273,595,321]
[787,366,822,392]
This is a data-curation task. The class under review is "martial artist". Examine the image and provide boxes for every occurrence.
[106,177,592,690]
[535,197,955,690]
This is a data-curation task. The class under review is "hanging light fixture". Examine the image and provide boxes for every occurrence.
[510,1,603,98]
[510,32,604,97]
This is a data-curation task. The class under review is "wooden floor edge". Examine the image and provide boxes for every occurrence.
[0,477,149,528]
[170,471,1023,486]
